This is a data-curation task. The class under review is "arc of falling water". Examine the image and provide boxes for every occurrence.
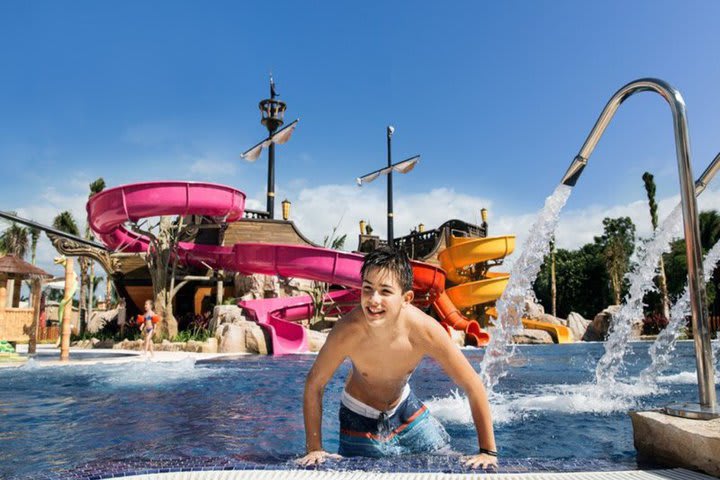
[640,231,720,385]
[637,153,720,385]
[595,152,720,386]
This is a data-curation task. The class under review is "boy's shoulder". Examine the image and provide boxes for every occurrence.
[404,304,439,328]
[328,307,366,338]
[405,305,450,348]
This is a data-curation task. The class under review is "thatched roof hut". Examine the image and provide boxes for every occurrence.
[0,255,51,279]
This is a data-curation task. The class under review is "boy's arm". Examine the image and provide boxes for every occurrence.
[421,316,497,468]
[298,312,356,465]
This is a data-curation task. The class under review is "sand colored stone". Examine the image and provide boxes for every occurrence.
[630,410,720,477]
[513,329,554,344]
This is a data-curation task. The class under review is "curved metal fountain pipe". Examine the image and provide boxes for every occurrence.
[560,78,717,416]
[694,152,720,196]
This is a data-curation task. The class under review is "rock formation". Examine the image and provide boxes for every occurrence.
[583,305,621,341]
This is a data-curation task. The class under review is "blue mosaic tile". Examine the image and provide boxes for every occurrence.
[7,454,659,480]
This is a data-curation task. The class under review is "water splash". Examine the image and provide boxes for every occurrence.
[657,370,698,384]
[427,380,656,425]
[594,205,684,386]
[479,184,572,392]
[640,236,720,385]
[425,390,520,425]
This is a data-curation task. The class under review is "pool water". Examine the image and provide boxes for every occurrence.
[21,349,137,361]
[0,341,716,479]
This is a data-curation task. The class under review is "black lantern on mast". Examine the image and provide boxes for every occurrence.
[241,75,299,219]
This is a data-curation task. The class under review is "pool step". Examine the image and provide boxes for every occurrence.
[113,468,715,480]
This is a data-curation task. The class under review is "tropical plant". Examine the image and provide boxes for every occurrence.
[699,210,720,251]
[0,218,30,307]
[52,211,80,236]
[595,217,636,305]
[663,212,720,317]
[534,242,610,319]
[549,236,556,318]
[0,221,29,259]
[174,314,212,342]
[323,230,347,251]
[53,210,86,332]
[298,222,347,325]
[643,172,670,319]
[84,177,106,335]
[534,210,720,322]
[30,227,40,265]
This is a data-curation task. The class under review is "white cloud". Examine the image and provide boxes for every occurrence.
[285,182,720,276]
[9,178,720,285]
[289,184,494,248]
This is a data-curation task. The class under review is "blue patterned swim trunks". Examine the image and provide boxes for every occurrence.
[338,385,449,457]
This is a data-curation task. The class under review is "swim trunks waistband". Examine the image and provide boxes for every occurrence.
[341,384,411,419]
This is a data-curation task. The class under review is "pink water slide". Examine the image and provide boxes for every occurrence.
[87,181,486,354]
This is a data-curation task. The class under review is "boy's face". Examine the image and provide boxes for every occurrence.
[360,267,414,325]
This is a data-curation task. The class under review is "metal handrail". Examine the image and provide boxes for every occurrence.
[559,78,717,416]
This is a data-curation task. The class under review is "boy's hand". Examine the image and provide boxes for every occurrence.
[463,453,498,470]
[296,450,342,466]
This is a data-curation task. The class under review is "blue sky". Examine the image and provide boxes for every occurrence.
[2,1,720,280]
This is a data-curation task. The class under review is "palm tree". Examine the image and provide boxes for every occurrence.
[52,211,79,236]
[88,178,106,199]
[596,217,636,305]
[86,177,106,326]
[699,210,720,250]
[0,223,29,259]
[643,172,670,319]
[550,236,557,318]
[1,221,30,307]
[52,211,79,347]
[30,227,40,265]
[53,210,83,325]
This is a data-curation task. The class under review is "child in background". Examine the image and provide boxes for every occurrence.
[141,299,156,357]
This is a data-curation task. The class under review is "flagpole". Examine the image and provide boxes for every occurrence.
[267,80,278,218]
[267,136,276,218]
[387,125,394,243]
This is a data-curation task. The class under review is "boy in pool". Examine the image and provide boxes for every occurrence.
[298,246,497,469]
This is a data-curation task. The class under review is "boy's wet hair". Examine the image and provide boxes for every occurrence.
[361,245,413,292]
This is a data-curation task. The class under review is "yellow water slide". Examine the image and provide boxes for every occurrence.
[438,235,572,344]
[485,307,572,344]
